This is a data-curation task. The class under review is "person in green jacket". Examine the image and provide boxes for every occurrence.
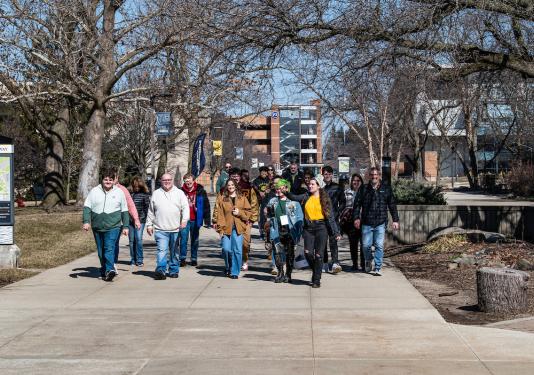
[216,162,232,193]
[82,167,129,281]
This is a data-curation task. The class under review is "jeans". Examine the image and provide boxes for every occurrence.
[179,220,200,261]
[303,222,328,285]
[155,231,181,275]
[93,228,121,276]
[128,223,145,265]
[222,228,243,276]
[361,223,386,271]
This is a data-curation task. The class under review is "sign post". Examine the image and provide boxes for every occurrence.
[0,136,20,268]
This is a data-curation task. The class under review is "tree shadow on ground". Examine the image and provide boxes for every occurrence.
[458,304,480,312]
[69,267,101,279]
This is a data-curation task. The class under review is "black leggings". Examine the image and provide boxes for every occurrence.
[303,222,328,284]
[347,229,364,269]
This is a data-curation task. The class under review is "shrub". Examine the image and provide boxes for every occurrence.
[392,178,446,205]
[507,162,534,198]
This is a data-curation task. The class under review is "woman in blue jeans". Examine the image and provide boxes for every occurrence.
[128,177,151,267]
[212,179,252,279]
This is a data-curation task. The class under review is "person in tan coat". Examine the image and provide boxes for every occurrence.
[212,179,252,278]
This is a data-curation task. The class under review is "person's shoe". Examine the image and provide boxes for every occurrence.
[154,271,166,280]
[231,275,238,279]
[136,263,144,268]
[225,270,231,278]
[241,262,248,271]
[180,260,186,267]
[114,264,119,275]
[372,269,382,276]
[169,273,179,278]
[332,263,342,274]
[191,260,198,267]
[104,270,116,282]
[364,260,372,273]
[322,263,329,273]
[270,267,278,276]
[311,282,321,288]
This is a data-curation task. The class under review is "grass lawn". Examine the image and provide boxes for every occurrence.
[0,207,95,287]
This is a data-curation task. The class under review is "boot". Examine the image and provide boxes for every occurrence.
[274,266,284,283]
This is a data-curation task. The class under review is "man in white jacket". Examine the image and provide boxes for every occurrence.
[146,173,190,280]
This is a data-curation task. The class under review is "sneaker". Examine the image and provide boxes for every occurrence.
[169,273,179,278]
[154,271,166,280]
[104,270,116,282]
[270,267,278,276]
[136,263,144,268]
[241,262,248,271]
[191,260,198,267]
[180,260,187,267]
[364,260,372,273]
[322,263,329,273]
[231,275,238,279]
[332,263,342,274]
[372,269,382,276]
[114,264,119,275]
[311,282,321,288]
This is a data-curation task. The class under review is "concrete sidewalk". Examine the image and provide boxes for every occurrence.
[1,227,534,374]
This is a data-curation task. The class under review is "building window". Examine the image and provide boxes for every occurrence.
[301,154,317,164]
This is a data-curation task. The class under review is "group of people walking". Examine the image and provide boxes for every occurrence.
[82,161,399,288]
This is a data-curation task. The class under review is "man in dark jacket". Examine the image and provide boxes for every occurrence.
[282,162,305,194]
[353,167,399,276]
[253,166,271,240]
[321,166,346,273]
[180,173,211,267]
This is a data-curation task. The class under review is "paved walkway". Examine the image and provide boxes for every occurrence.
[1,227,534,374]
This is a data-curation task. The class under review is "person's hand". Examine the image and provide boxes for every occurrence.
[82,223,90,231]
[260,192,265,198]
[180,221,187,229]
[335,235,341,241]
[354,219,361,229]
[135,222,141,230]
[392,222,400,231]
[122,228,129,236]
[232,207,239,216]
[147,227,154,236]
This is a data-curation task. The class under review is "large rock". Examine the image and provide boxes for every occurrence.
[428,227,506,243]
[0,244,21,268]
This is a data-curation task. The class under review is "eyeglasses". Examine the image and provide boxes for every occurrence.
[161,179,173,182]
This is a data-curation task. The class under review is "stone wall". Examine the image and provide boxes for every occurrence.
[387,205,534,246]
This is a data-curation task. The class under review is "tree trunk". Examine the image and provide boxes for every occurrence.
[42,107,69,209]
[77,107,105,204]
[477,267,530,314]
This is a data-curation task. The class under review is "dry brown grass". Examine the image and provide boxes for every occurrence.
[0,209,94,287]
[422,234,469,254]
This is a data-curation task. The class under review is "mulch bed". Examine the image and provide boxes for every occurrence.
[386,240,534,325]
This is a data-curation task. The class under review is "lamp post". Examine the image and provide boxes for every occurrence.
[149,93,173,192]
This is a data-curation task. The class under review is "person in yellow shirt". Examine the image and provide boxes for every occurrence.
[287,178,340,288]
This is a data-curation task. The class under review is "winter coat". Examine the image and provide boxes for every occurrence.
[266,197,304,245]
[353,182,399,227]
[181,183,211,228]
[212,194,252,236]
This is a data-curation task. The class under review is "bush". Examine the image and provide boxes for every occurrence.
[507,162,534,198]
[392,179,446,205]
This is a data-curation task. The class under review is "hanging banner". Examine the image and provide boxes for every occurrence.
[156,112,172,136]
[191,133,207,178]
[212,140,223,156]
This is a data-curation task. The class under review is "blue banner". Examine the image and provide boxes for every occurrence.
[191,133,206,178]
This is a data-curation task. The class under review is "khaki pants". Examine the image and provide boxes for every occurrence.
[242,224,252,263]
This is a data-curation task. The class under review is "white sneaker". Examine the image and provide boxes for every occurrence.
[332,263,342,274]
[114,264,119,275]
[241,262,248,271]
[373,269,382,276]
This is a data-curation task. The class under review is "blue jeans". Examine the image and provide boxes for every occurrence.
[154,231,180,275]
[361,223,386,271]
[180,220,200,261]
[93,228,121,276]
[128,223,145,265]
[222,228,243,277]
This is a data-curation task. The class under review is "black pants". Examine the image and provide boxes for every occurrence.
[274,234,295,280]
[347,228,364,269]
[323,232,339,265]
[303,222,328,285]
